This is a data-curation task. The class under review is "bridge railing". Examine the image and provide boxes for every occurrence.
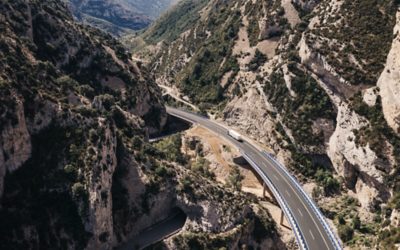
[242,153,309,250]
[262,151,343,250]
[166,106,209,120]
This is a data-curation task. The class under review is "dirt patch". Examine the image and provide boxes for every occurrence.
[184,126,264,192]
[220,70,233,88]
[232,15,255,67]
[281,0,300,28]
[256,37,280,59]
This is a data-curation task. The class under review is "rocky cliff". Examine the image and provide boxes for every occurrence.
[134,0,400,247]
[0,0,283,249]
[0,0,166,248]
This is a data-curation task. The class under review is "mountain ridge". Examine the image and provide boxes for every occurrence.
[66,0,178,36]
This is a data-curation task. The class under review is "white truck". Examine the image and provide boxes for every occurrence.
[228,129,243,142]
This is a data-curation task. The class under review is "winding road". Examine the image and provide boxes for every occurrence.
[167,106,342,250]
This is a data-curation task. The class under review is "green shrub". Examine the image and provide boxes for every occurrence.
[248,49,268,71]
[352,215,361,230]
[338,224,354,242]
[225,166,244,191]
[191,157,215,180]
[315,169,340,195]
[154,134,186,164]
[72,182,86,199]
[155,165,168,177]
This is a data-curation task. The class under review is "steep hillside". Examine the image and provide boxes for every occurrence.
[125,0,179,19]
[134,0,400,248]
[66,0,178,36]
[0,0,283,249]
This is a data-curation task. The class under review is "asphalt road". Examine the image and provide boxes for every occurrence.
[166,106,342,250]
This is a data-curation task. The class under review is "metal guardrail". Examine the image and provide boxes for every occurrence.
[242,153,309,250]
[262,151,343,250]
[166,107,209,120]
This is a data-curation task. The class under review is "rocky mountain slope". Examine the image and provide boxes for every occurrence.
[0,0,283,249]
[125,0,179,19]
[133,0,400,248]
[66,0,178,36]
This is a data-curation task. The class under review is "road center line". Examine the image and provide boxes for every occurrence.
[297,208,303,217]
[265,157,331,250]
[310,230,316,240]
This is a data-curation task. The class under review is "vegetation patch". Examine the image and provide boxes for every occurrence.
[0,125,91,249]
[309,0,397,85]
[265,65,335,147]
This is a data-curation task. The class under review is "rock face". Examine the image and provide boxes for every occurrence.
[377,11,400,134]
[137,0,400,247]
[0,1,284,250]
[0,0,165,248]
[0,98,32,176]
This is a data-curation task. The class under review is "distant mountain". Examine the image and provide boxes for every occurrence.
[125,0,179,19]
[66,0,178,35]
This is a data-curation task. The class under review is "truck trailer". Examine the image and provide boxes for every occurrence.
[228,129,243,141]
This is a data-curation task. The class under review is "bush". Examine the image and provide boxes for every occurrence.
[225,166,244,191]
[72,182,86,199]
[337,214,346,225]
[154,134,186,164]
[191,157,215,180]
[338,224,354,242]
[315,169,340,195]
[180,175,193,192]
[248,49,268,71]
[64,164,77,180]
[390,192,400,209]
[352,215,361,230]
[155,165,167,177]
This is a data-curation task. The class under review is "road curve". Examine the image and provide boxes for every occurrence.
[166,106,342,250]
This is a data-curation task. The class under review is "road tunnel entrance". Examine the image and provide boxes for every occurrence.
[149,115,192,142]
[117,207,187,250]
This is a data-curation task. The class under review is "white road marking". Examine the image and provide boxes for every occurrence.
[274,174,279,181]
[285,189,291,197]
[297,208,303,217]
[310,230,316,240]
[271,163,331,249]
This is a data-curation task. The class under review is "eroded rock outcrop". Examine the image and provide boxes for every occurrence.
[0,0,166,249]
[377,10,400,134]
